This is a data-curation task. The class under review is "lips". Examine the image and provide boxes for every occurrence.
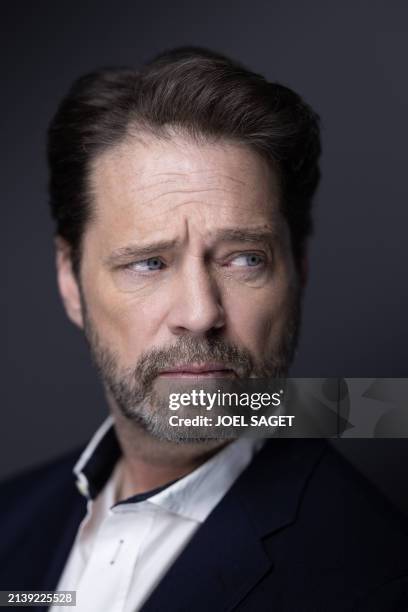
[158,363,237,378]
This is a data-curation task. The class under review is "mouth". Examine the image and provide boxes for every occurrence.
[158,363,237,379]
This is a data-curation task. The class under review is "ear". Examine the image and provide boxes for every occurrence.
[55,236,84,329]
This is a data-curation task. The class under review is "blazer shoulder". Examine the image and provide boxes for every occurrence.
[0,445,84,515]
[312,441,408,529]
[296,440,408,571]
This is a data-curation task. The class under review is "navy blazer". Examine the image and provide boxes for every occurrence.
[1,438,408,611]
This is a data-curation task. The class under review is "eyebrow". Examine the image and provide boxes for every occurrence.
[104,240,179,265]
[104,226,279,266]
[212,227,279,244]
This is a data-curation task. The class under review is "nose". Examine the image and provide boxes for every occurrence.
[166,258,225,336]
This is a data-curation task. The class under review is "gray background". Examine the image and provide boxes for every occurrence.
[2,1,408,513]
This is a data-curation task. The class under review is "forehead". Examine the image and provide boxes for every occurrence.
[87,132,284,247]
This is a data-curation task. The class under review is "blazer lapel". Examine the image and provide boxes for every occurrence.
[41,490,87,590]
[141,438,327,612]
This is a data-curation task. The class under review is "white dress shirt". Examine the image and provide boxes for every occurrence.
[51,416,264,612]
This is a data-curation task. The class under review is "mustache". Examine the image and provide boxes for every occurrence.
[133,336,255,387]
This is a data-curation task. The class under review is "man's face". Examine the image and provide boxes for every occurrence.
[57,131,302,441]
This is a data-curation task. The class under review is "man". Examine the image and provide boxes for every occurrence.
[1,47,407,611]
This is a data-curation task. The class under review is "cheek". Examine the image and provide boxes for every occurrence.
[83,277,163,364]
[224,282,295,351]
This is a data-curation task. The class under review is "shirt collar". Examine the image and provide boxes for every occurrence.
[74,415,265,523]
[73,415,120,500]
[145,435,265,522]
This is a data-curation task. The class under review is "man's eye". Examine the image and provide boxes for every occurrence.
[229,253,265,268]
[129,257,165,272]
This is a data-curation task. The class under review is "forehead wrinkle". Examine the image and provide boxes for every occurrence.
[130,171,250,196]
[142,170,248,185]
[89,137,282,232]
[136,186,244,208]
[130,198,270,225]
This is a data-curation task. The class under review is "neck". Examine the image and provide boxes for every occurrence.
[110,407,230,501]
